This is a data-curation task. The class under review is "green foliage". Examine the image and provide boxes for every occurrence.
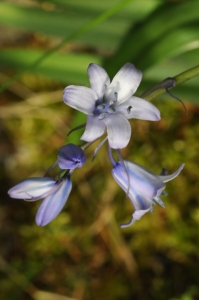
[0,0,199,299]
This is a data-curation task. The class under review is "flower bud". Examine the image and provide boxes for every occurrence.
[57,144,86,170]
[8,177,58,201]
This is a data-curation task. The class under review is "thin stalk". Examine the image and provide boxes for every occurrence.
[44,161,58,177]
[141,64,199,101]
[115,149,130,198]
[108,146,117,167]
[67,123,86,136]
[92,137,108,161]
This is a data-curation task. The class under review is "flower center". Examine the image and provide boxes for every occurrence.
[93,91,118,120]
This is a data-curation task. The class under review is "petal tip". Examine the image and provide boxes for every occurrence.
[120,216,135,228]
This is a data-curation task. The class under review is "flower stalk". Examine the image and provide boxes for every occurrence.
[141,64,199,102]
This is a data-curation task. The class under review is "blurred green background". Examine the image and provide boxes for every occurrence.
[0,0,199,299]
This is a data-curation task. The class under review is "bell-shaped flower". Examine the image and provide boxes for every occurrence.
[8,177,59,201]
[63,63,161,149]
[36,177,72,226]
[57,144,86,170]
[112,160,184,227]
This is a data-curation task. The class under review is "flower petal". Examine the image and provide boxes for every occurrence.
[133,206,152,220]
[36,178,72,226]
[8,177,57,200]
[120,206,152,228]
[159,163,185,183]
[63,85,97,115]
[112,161,165,201]
[112,163,153,226]
[117,96,161,121]
[102,113,131,149]
[80,115,106,142]
[105,63,142,104]
[87,63,110,103]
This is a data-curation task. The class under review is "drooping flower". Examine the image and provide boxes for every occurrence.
[8,144,86,226]
[112,160,184,228]
[63,63,161,149]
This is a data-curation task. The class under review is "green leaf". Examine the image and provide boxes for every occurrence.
[138,24,199,70]
[105,0,199,75]
[0,49,101,84]
[0,1,160,50]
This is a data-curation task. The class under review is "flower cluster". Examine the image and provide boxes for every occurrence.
[8,144,85,226]
[8,63,184,228]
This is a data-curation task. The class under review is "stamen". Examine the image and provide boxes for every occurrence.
[97,104,105,110]
[107,107,115,114]
[99,112,108,120]
[114,92,118,102]
[127,106,132,114]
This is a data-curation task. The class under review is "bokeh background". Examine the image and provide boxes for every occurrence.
[0,0,199,299]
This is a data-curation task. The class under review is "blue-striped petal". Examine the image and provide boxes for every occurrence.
[36,178,72,226]
[8,177,57,200]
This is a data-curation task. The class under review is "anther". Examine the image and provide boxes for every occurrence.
[127,106,132,114]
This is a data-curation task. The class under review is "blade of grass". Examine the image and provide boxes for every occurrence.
[0,0,133,94]
[105,0,199,76]
[0,50,101,84]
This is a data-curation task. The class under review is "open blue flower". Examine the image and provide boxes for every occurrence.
[112,160,184,228]
[63,63,161,149]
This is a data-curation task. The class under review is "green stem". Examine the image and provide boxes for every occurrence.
[0,0,133,94]
[141,64,199,101]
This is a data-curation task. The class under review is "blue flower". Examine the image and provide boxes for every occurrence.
[63,63,160,149]
[8,143,86,226]
[112,160,184,228]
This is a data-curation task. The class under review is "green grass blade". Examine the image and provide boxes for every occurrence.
[105,0,199,76]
